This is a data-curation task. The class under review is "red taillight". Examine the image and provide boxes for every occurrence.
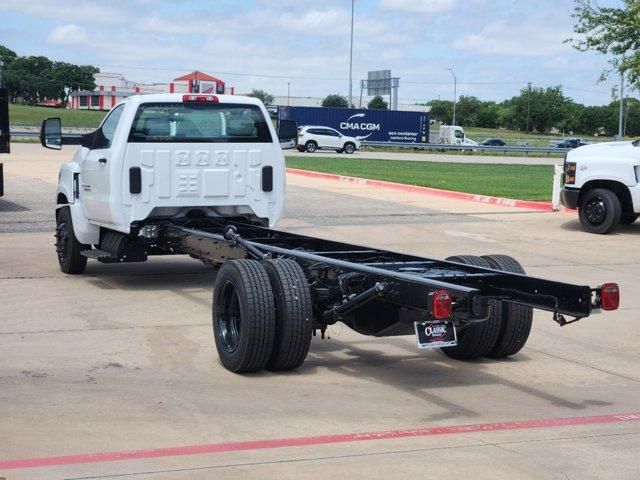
[182,94,219,103]
[601,283,620,311]
[431,289,452,319]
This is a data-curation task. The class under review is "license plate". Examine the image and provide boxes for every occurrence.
[414,321,457,349]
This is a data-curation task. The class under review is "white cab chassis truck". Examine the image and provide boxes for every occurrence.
[41,94,619,374]
[561,141,640,234]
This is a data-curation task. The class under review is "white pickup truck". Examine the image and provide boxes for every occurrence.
[561,141,640,234]
[39,93,619,374]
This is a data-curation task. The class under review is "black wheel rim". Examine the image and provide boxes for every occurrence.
[217,281,242,353]
[585,196,607,225]
[55,219,69,262]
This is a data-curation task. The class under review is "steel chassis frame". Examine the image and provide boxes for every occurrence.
[151,219,602,335]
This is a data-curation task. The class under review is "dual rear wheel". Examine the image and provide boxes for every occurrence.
[212,254,533,373]
[441,254,533,360]
[212,259,312,373]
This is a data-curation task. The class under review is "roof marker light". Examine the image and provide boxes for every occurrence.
[182,95,219,103]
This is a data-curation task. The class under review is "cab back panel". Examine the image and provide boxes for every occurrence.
[122,143,280,222]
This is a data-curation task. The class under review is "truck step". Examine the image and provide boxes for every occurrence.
[81,249,112,259]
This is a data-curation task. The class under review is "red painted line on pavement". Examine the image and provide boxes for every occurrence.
[286,168,555,212]
[2,412,639,471]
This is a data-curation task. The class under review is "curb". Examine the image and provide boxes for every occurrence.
[286,168,556,212]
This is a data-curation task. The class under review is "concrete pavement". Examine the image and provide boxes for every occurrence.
[0,143,638,479]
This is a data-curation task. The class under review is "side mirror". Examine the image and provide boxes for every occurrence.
[278,119,298,149]
[40,118,62,150]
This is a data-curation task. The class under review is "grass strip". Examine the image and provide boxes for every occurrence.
[286,156,554,201]
[10,104,105,128]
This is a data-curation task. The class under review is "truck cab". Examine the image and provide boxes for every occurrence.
[41,93,297,273]
[561,140,640,233]
[437,125,477,146]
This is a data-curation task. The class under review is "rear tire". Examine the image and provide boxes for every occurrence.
[305,141,318,153]
[212,260,275,373]
[480,255,533,358]
[620,213,639,225]
[296,146,305,153]
[440,255,502,360]
[344,142,356,154]
[578,188,621,234]
[264,259,313,371]
[55,206,88,275]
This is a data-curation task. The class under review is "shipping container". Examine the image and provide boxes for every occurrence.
[278,106,429,144]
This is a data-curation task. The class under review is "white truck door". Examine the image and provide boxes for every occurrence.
[81,104,125,223]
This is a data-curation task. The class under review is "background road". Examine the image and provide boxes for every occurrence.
[0,144,638,479]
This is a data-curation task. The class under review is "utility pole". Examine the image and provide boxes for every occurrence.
[348,0,355,108]
[448,68,456,126]
[618,72,624,140]
[526,82,532,132]
[287,82,290,107]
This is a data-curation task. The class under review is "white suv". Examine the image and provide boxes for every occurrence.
[297,126,361,154]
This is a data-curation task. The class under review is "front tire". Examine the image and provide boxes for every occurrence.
[440,255,502,360]
[212,260,276,373]
[55,206,88,274]
[305,141,318,153]
[578,188,621,234]
[264,259,313,371]
[480,255,533,358]
[344,142,356,154]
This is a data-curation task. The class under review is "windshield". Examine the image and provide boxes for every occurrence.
[128,103,272,143]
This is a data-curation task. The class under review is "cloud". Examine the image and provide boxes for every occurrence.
[1,0,127,24]
[453,22,573,57]
[46,24,89,45]
[378,0,456,14]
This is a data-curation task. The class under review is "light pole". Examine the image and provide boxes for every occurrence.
[348,0,354,108]
[287,82,290,107]
[618,72,624,139]
[448,68,456,126]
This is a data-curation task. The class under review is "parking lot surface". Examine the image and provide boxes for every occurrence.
[1,144,639,479]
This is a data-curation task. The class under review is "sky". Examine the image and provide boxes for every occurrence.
[0,0,626,106]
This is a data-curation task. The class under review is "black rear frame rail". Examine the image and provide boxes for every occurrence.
[156,220,597,330]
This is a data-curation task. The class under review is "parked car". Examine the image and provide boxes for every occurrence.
[297,125,361,154]
[480,137,506,146]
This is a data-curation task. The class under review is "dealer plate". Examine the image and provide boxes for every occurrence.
[414,321,457,349]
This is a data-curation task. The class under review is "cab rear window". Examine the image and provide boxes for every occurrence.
[128,103,272,143]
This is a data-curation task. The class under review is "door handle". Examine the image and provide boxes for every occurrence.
[98,157,108,165]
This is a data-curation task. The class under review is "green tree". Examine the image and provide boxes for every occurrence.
[577,105,612,135]
[476,102,501,128]
[569,0,640,84]
[367,95,388,109]
[250,89,274,106]
[0,45,17,67]
[507,85,572,132]
[44,62,98,107]
[322,94,349,108]
[4,56,53,104]
[427,99,452,124]
[456,95,483,126]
